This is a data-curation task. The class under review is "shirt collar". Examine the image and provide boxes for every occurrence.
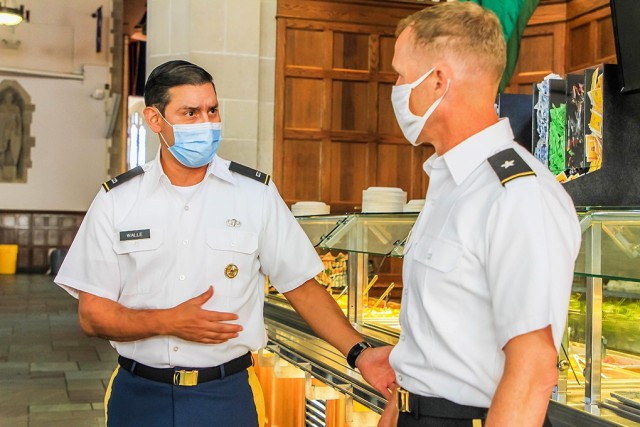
[426,118,514,186]
[140,149,236,196]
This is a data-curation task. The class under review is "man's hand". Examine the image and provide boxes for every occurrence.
[377,384,399,427]
[356,345,396,399]
[78,286,241,343]
[166,286,242,343]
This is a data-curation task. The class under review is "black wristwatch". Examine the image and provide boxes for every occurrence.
[347,341,373,369]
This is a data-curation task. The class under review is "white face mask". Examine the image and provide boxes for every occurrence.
[391,67,450,146]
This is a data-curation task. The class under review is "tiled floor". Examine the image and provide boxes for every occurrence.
[0,274,117,427]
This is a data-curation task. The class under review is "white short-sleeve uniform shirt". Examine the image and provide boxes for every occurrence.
[389,119,581,408]
[55,152,323,368]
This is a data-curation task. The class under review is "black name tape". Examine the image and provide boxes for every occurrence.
[119,229,151,241]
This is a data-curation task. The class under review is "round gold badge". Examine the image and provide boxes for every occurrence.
[225,264,239,279]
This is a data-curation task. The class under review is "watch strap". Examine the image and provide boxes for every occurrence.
[347,341,373,369]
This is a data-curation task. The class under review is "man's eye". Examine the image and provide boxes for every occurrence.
[186,111,195,117]
[209,108,218,115]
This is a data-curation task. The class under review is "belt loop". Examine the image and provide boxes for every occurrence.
[220,364,226,379]
[130,361,137,375]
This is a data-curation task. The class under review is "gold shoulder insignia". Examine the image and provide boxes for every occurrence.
[229,161,271,185]
[101,166,144,192]
[487,148,536,186]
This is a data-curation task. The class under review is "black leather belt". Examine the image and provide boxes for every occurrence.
[118,352,253,386]
[397,388,487,421]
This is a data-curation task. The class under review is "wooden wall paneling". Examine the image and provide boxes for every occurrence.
[595,13,615,63]
[566,0,609,21]
[528,2,567,26]
[366,34,380,203]
[275,0,425,211]
[281,138,324,201]
[284,77,324,129]
[375,143,414,191]
[273,18,288,186]
[277,0,423,27]
[566,5,614,72]
[330,140,369,212]
[567,20,592,71]
[506,22,566,94]
[285,27,327,67]
[322,30,334,204]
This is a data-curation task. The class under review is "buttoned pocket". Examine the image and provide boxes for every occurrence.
[206,229,258,254]
[113,229,163,254]
[112,228,164,295]
[206,229,259,297]
[414,234,462,273]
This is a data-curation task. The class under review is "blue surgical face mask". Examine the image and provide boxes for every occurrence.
[157,110,222,168]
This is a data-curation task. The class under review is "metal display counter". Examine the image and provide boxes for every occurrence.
[262,209,640,426]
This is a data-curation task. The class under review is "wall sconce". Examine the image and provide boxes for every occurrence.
[0,3,29,26]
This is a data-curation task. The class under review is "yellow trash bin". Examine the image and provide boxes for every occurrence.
[0,244,18,274]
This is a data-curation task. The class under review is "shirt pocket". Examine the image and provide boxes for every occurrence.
[413,234,462,273]
[205,229,259,297]
[112,228,164,295]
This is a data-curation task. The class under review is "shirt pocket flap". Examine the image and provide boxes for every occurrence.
[113,229,163,254]
[414,235,462,273]
[206,229,258,254]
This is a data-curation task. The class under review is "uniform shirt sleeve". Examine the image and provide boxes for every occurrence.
[54,190,121,301]
[257,181,324,293]
[486,177,581,350]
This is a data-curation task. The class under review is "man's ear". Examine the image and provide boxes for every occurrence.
[433,66,451,94]
[143,106,162,133]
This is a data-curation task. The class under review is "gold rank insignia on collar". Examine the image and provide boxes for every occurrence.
[487,148,536,186]
[229,161,271,185]
[102,166,145,192]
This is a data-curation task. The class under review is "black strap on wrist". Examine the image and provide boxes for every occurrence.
[346,341,373,369]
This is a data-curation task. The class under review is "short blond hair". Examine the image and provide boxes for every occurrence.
[397,2,506,84]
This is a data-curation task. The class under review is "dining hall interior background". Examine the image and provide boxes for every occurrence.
[0,1,638,426]
[0,0,619,273]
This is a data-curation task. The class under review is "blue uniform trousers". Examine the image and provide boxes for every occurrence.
[104,364,265,427]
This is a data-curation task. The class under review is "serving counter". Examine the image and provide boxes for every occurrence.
[260,208,640,426]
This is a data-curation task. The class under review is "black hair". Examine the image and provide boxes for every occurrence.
[143,60,214,115]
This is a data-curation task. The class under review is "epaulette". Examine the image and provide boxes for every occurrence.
[487,148,536,186]
[101,166,144,192]
[229,161,271,185]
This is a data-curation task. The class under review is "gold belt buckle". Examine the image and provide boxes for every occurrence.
[396,387,410,412]
[173,369,199,386]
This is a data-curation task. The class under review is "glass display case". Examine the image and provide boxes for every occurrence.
[263,208,640,426]
[562,208,640,426]
[266,213,416,342]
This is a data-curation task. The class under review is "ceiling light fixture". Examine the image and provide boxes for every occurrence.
[0,3,28,26]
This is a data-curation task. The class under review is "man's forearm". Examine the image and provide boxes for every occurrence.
[78,291,170,341]
[284,279,364,356]
[486,327,558,426]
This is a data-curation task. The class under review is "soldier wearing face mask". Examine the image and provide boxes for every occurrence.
[54,60,395,427]
[365,3,582,427]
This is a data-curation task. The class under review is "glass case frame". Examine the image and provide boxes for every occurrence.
[264,208,640,426]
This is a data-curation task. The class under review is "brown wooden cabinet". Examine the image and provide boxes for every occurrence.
[506,0,615,94]
[274,0,433,212]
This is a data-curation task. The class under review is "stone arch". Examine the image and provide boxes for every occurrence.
[0,79,35,183]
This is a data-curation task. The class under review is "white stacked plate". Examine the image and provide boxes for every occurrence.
[362,187,407,213]
[291,201,330,216]
[403,199,425,212]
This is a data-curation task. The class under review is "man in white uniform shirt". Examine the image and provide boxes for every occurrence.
[54,60,393,426]
[369,3,582,427]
